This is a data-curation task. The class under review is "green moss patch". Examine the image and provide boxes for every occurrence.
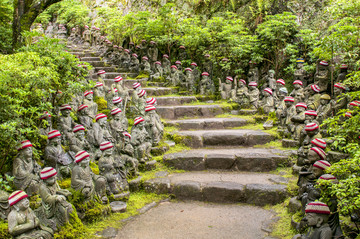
[0,219,10,238]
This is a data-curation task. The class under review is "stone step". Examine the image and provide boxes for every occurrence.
[156,96,197,106]
[86,61,105,67]
[163,147,290,172]
[147,82,166,87]
[81,57,101,61]
[92,72,138,80]
[94,66,118,72]
[156,105,231,120]
[165,117,248,130]
[174,129,275,148]
[144,171,288,205]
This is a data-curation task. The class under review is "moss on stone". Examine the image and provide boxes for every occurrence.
[94,96,107,111]
[0,219,10,238]
[90,161,99,175]
[58,178,72,189]
[54,210,86,239]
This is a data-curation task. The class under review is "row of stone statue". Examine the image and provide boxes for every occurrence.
[3,72,165,238]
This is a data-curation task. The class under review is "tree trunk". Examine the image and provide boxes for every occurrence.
[12,0,62,49]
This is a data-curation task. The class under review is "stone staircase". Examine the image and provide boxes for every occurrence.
[67,43,290,238]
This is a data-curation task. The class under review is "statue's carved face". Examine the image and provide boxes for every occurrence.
[103,147,113,156]
[51,137,61,146]
[16,198,30,211]
[294,84,302,89]
[307,150,318,163]
[114,113,122,120]
[312,167,324,178]
[80,158,90,167]
[45,176,56,186]
[76,130,85,139]
[21,147,33,158]
[62,109,70,117]
[249,86,256,90]
[85,94,93,100]
[296,63,303,69]
[306,129,318,137]
[269,71,275,77]
[263,91,270,97]
[305,213,320,226]
[305,114,315,121]
[124,137,130,143]
[285,101,293,108]
[334,87,342,96]
[296,107,305,113]
[98,118,107,127]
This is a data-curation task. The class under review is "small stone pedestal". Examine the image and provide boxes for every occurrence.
[282,139,298,148]
[110,201,127,213]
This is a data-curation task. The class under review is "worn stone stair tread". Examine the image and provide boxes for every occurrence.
[165,117,248,130]
[81,57,101,61]
[144,171,288,205]
[155,96,198,106]
[163,147,289,171]
[174,129,275,148]
[156,104,230,120]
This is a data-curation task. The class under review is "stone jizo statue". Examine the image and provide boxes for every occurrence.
[71,151,107,203]
[109,108,128,141]
[247,82,260,109]
[260,88,275,114]
[235,79,249,106]
[69,124,93,157]
[57,104,75,143]
[292,202,333,239]
[289,103,307,140]
[247,61,259,83]
[38,167,74,231]
[314,60,330,93]
[183,68,195,93]
[77,104,93,129]
[162,55,171,76]
[39,111,52,136]
[13,140,41,196]
[144,105,164,146]
[332,83,347,115]
[290,80,305,104]
[199,72,215,96]
[337,64,348,82]
[92,113,114,147]
[219,76,235,101]
[8,190,53,239]
[120,132,139,177]
[131,117,152,163]
[294,58,308,87]
[166,65,180,87]
[141,56,152,75]
[306,84,321,110]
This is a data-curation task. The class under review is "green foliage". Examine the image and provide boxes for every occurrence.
[58,178,71,189]
[89,161,99,175]
[0,174,14,192]
[0,0,13,53]
[38,0,90,28]
[0,219,10,238]
[0,37,90,173]
[94,96,108,111]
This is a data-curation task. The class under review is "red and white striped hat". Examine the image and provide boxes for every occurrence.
[284,96,294,102]
[179,45,185,49]
[114,76,123,82]
[60,104,72,111]
[97,70,106,75]
[48,130,61,139]
[135,45,140,49]
[264,88,273,95]
[92,26,96,29]
[349,101,360,107]
[8,190,28,206]
[100,141,113,151]
[185,68,193,72]
[145,105,156,112]
[124,49,130,53]
[113,45,119,48]
[305,110,317,116]
[84,90,93,96]
[113,97,123,104]
[305,202,330,215]
[163,54,169,58]
[205,54,210,58]
[73,124,85,133]
[201,72,209,76]
[310,147,326,160]
[78,104,88,112]
[238,79,246,85]
[311,138,326,149]
[95,113,107,121]
[334,83,346,90]
[191,62,197,66]
[226,76,233,82]
[134,117,145,125]
[345,112,352,118]
[40,167,57,180]
[133,82,141,89]
[293,80,303,85]
[171,65,178,69]
[305,123,319,131]
[142,56,149,61]
[111,108,122,115]
[319,174,337,181]
[95,82,103,87]
[313,160,331,171]
[311,84,320,93]
[123,132,131,139]
[320,61,329,66]
[155,61,162,65]
[17,140,33,151]
[249,60,256,64]
[39,111,51,120]
[222,58,229,62]
[138,89,146,97]
[132,53,138,58]
[276,79,285,85]
[175,61,182,65]
[147,98,157,105]
[141,39,147,43]
[85,25,89,29]
[340,64,348,69]
[75,150,90,163]
[296,102,307,109]
[129,42,134,45]
[248,82,257,87]
[150,41,156,44]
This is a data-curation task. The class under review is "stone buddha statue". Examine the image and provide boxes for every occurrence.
[289,103,307,140]
[166,65,180,87]
[144,105,164,146]
[162,55,171,76]
[141,56,152,75]
[190,62,201,87]
[149,61,163,81]
[316,94,332,125]
[38,167,74,231]
[84,90,99,119]
[183,68,195,94]
[314,60,330,93]
[219,76,235,101]
[294,58,308,86]
[92,113,114,148]
[129,54,140,73]
[7,190,53,239]
[57,104,75,143]
[199,72,215,96]
[12,140,41,196]
[120,132,139,178]
[109,108,129,141]
[260,88,275,114]
[247,82,260,109]
[39,111,52,136]
[247,61,259,83]
[131,117,152,163]
[290,80,305,104]
[235,79,249,106]
[306,84,321,110]
[337,64,348,82]
[332,83,348,115]
[77,104,93,129]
